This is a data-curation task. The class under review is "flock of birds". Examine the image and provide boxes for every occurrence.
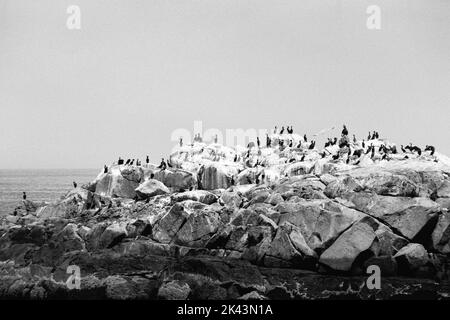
[111,125,437,172]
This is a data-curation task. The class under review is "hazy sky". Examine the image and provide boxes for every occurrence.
[0,0,449,169]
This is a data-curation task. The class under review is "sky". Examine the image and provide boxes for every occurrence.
[0,0,449,169]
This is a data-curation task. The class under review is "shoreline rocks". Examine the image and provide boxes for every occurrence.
[2,136,450,299]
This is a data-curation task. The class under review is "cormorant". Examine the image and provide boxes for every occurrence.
[353,149,363,157]
[22,192,26,200]
[280,126,285,134]
[73,181,77,188]
[342,125,348,136]
[425,145,435,156]
[411,146,422,156]
[266,134,271,148]
[157,158,167,170]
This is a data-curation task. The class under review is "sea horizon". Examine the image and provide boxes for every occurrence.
[0,168,99,216]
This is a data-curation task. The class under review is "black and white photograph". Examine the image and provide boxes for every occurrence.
[0,0,449,311]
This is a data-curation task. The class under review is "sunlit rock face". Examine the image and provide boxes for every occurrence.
[1,133,450,299]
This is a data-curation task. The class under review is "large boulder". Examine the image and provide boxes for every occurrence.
[95,166,143,199]
[172,190,218,205]
[277,199,364,253]
[175,207,221,247]
[337,193,440,240]
[273,176,327,201]
[135,179,170,199]
[157,280,191,300]
[153,169,196,192]
[325,170,419,198]
[197,162,238,190]
[152,201,206,244]
[219,190,244,209]
[35,198,81,220]
[431,212,450,253]
[98,223,128,249]
[319,216,407,272]
[264,222,316,268]
[394,243,429,271]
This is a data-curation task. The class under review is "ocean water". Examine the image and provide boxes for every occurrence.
[0,169,99,216]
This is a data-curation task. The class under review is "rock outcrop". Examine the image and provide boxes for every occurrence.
[1,132,450,299]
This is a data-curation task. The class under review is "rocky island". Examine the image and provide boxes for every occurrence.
[1,130,450,300]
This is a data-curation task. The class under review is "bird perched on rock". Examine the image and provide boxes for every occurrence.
[280,126,285,134]
[342,125,348,136]
[411,146,422,156]
[425,145,435,156]
[157,158,167,170]
[353,149,363,158]
[266,134,271,147]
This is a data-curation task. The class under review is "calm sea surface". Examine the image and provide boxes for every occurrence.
[0,169,99,216]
